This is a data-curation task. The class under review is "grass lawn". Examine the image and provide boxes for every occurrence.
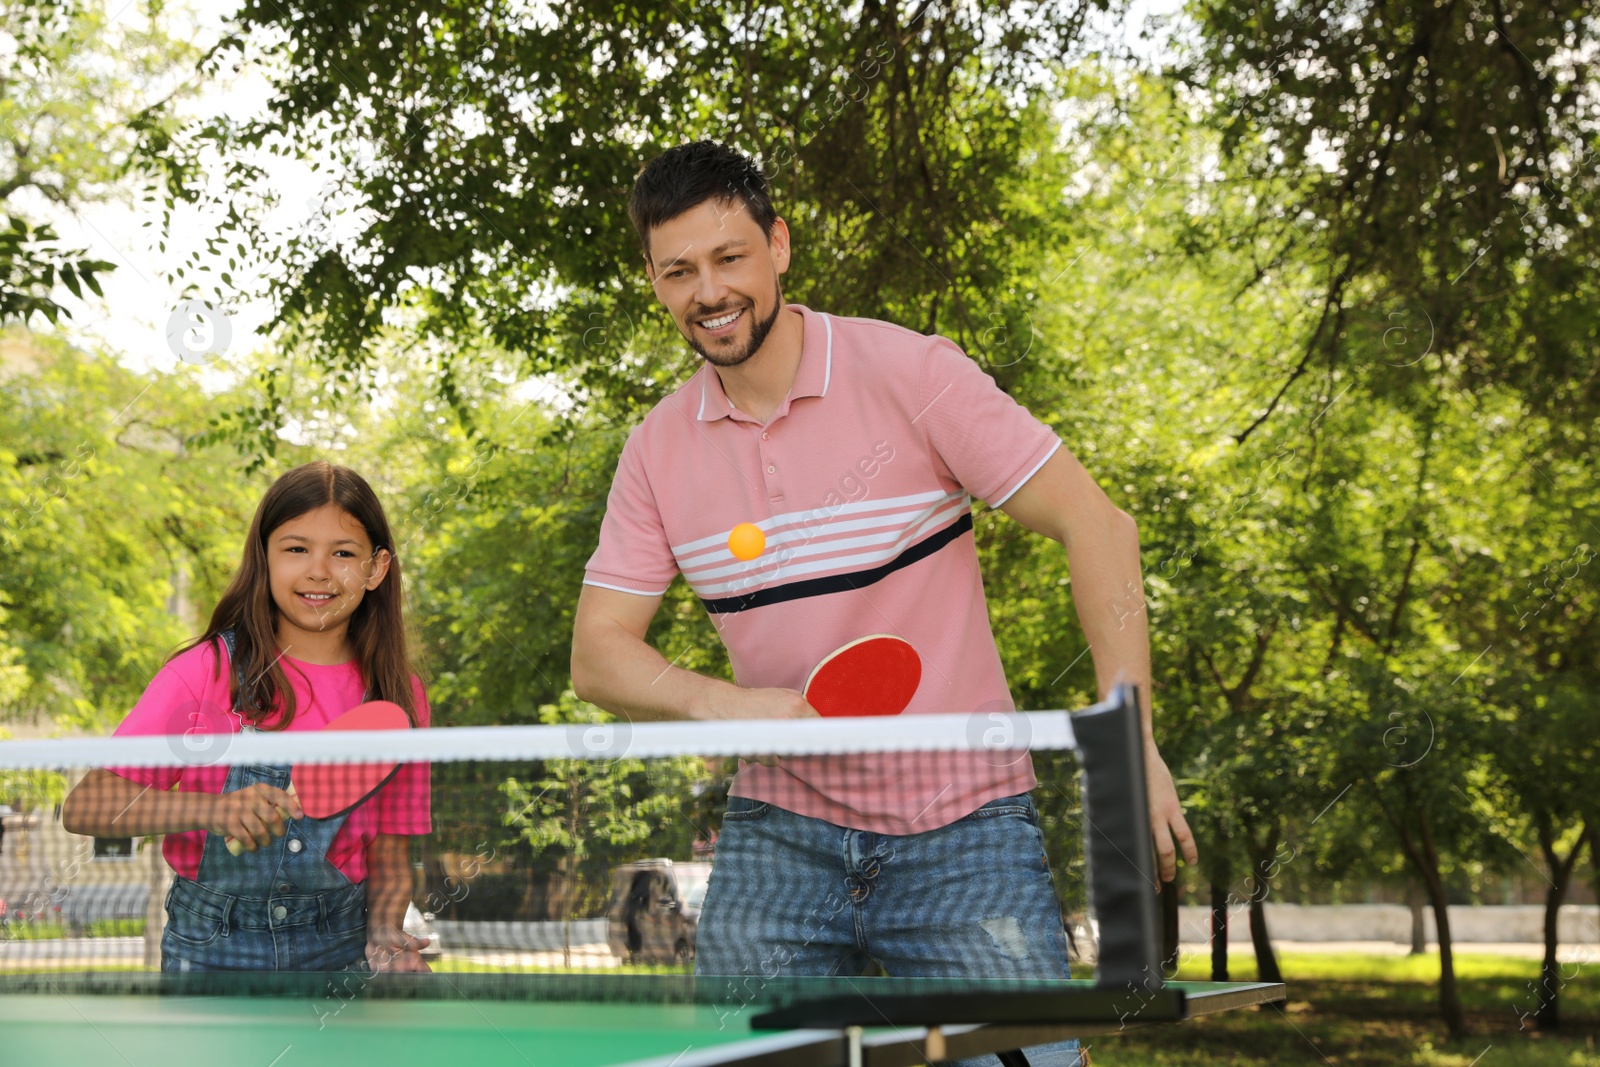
[1,919,146,939]
[430,957,691,975]
[1086,952,1600,1066]
[3,946,1594,1063]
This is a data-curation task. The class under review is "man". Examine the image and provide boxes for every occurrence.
[571,141,1195,1067]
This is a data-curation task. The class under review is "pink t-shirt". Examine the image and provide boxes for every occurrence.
[110,637,432,882]
[584,304,1062,833]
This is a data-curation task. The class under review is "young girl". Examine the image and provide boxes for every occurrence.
[63,461,432,973]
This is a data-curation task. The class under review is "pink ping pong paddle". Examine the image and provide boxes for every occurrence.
[225,700,410,856]
[803,634,922,717]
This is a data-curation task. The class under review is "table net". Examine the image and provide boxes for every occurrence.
[0,689,1160,993]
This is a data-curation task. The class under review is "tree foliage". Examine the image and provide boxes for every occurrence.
[0,0,198,325]
[137,0,1105,441]
[0,329,262,729]
[1177,0,1600,439]
[502,694,711,920]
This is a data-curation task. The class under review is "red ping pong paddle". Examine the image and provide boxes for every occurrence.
[224,700,410,856]
[803,635,922,717]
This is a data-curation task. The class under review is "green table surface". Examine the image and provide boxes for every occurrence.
[0,976,1285,1067]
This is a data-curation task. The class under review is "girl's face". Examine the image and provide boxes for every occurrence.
[266,504,391,644]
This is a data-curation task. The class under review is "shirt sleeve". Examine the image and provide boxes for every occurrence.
[917,336,1061,507]
[376,675,432,835]
[582,425,680,595]
[108,640,235,790]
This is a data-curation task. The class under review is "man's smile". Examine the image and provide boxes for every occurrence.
[696,307,745,336]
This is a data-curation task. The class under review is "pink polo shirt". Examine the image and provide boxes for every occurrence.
[584,303,1062,833]
[109,638,432,882]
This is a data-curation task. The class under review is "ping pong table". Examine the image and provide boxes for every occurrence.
[1,691,1279,1063]
[0,973,1285,1066]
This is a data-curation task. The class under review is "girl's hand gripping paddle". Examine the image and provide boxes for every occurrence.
[803,635,922,717]
[224,700,410,856]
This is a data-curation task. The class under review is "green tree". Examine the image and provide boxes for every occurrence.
[1482,679,1591,1031]
[0,329,261,729]
[502,694,710,939]
[980,69,1341,982]
[134,0,1104,445]
[1,0,199,324]
[1177,0,1600,438]
[1453,403,1597,1031]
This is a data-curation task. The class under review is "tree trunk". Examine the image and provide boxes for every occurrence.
[1244,826,1283,984]
[1415,815,1467,1039]
[1247,891,1282,984]
[1380,790,1467,1038]
[1592,827,1600,913]
[1421,869,1465,1037]
[1406,878,1427,955]
[1534,822,1586,1031]
[1210,879,1230,981]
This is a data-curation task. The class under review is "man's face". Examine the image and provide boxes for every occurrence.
[645,199,790,368]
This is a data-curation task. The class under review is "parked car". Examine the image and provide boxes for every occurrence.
[403,902,442,960]
[605,860,711,965]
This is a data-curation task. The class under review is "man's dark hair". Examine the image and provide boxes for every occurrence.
[629,141,777,258]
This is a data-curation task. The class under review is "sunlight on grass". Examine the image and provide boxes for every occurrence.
[430,957,691,976]
[1,920,146,940]
[1130,950,1600,1067]
[1176,952,1585,983]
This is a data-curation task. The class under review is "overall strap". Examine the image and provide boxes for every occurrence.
[220,630,241,681]
[218,628,248,718]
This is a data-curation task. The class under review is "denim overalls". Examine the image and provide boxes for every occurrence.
[160,628,369,972]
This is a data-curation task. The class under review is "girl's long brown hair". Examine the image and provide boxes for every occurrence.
[172,461,421,729]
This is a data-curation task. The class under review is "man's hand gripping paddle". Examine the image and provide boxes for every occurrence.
[803,634,922,717]
[224,700,409,856]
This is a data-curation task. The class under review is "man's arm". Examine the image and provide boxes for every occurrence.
[571,584,812,721]
[365,834,429,972]
[998,448,1198,882]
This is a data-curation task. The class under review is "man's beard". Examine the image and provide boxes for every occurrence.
[687,288,783,368]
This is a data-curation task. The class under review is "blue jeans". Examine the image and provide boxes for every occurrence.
[697,792,1083,1067]
[161,758,368,972]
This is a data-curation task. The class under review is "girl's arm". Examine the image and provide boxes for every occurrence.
[365,833,429,973]
[61,769,302,853]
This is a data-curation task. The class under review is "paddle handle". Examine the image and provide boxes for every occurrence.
[223,782,299,857]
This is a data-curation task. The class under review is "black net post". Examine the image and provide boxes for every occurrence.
[1071,684,1162,990]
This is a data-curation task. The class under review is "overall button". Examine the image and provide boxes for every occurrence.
[287,839,303,854]
[272,905,288,921]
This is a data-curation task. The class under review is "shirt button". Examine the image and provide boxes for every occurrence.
[277,883,291,893]
[287,839,303,854]
[762,432,769,440]
[767,465,776,474]
[272,905,288,920]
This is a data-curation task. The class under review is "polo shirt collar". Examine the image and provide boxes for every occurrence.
[696,303,833,422]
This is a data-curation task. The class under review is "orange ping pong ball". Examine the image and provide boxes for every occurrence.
[728,522,766,561]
